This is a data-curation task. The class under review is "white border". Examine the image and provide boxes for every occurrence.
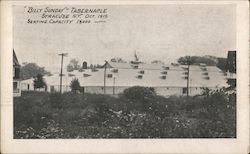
[1,1,249,154]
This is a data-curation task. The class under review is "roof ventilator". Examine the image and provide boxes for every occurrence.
[137,75,143,79]
[204,76,210,80]
[107,74,113,78]
[161,71,168,75]
[201,67,207,71]
[139,70,145,74]
[91,68,98,72]
[112,69,118,73]
[132,65,139,69]
[161,76,166,79]
[163,66,170,70]
[83,74,91,77]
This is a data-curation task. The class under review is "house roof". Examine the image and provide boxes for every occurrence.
[13,49,20,67]
[21,61,228,88]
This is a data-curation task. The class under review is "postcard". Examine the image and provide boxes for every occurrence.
[1,0,249,153]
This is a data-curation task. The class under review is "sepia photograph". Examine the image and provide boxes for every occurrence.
[11,4,239,139]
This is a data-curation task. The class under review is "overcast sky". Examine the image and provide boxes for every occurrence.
[14,5,236,73]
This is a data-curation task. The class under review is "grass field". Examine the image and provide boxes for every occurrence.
[14,87,236,138]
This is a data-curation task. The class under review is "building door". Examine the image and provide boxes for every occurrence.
[13,81,19,93]
[182,88,187,95]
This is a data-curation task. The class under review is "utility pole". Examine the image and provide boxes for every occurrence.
[103,61,107,94]
[187,64,190,96]
[186,56,191,97]
[58,53,68,94]
[113,77,116,95]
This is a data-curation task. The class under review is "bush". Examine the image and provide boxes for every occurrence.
[14,87,236,138]
[123,86,156,101]
[123,86,159,112]
[70,78,81,93]
[49,92,63,108]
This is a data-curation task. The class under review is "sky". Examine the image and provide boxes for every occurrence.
[14,5,236,73]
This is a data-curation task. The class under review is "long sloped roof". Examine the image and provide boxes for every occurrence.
[76,66,227,87]
[13,49,20,66]
[21,62,228,88]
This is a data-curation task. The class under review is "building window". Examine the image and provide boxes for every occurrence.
[14,67,20,79]
[13,82,18,90]
[107,74,113,78]
[183,88,187,94]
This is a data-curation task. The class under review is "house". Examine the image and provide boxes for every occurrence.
[13,49,21,97]
[226,51,236,87]
[21,74,72,93]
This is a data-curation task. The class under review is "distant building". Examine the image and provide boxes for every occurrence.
[226,51,236,87]
[227,51,236,73]
[13,50,21,97]
[82,61,87,69]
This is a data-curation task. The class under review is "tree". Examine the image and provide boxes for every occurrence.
[67,64,74,72]
[20,63,51,80]
[70,78,81,93]
[33,73,46,91]
[177,56,193,65]
[177,55,228,72]
[177,56,217,66]
[69,59,80,70]
[89,64,94,69]
[216,58,227,72]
